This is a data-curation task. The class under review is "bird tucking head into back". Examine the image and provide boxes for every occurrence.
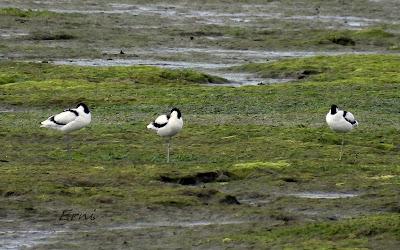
[330,104,338,115]
[170,108,182,119]
[76,103,90,114]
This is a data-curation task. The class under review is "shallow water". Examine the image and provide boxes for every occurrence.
[0,229,64,250]
[0,30,29,38]
[288,192,359,199]
[239,191,359,206]
[0,219,247,249]
[51,58,238,69]
[108,219,248,230]
[0,218,66,250]
[206,73,293,87]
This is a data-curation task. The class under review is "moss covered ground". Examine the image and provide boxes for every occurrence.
[1,0,399,248]
[0,54,399,248]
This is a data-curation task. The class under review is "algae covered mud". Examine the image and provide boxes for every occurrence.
[0,0,400,249]
[1,0,400,85]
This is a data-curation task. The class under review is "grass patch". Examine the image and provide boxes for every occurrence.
[0,62,226,86]
[233,161,290,170]
[231,54,400,84]
[231,161,291,178]
[320,28,397,48]
[228,214,400,249]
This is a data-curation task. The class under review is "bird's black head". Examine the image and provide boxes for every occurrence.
[170,108,182,119]
[77,103,90,114]
[330,104,338,115]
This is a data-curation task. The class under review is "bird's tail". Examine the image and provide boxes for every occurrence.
[40,119,54,128]
[147,123,156,130]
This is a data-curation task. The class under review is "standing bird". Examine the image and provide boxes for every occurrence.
[326,104,358,160]
[147,108,183,163]
[41,103,91,159]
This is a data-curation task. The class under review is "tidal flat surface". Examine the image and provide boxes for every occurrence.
[0,0,399,249]
[1,0,400,85]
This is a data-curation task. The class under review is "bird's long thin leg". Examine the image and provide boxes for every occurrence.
[166,137,171,163]
[339,135,344,161]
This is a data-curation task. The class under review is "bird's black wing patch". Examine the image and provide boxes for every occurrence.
[346,119,357,125]
[152,121,168,128]
[50,116,67,126]
[343,111,357,125]
[64,109,79,116]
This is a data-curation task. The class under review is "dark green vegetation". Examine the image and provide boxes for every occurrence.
[0,55,399,249]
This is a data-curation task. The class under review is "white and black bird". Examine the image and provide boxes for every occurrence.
[147,108,183,163]
[41,103,91,158]
[326,104,358,160]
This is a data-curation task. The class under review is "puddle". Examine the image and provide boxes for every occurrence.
[0,219,247,249]
[51,58,238,69]
[206,73,293,87]
[0,229,67,250]
[205,35,232,41]
[0,30,29,39]
[109,220,247,231]
[239,191,359,206]
[288,192,359,199]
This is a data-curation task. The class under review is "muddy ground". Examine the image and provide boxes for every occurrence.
[0,0,399,249]
[1,0,399,85]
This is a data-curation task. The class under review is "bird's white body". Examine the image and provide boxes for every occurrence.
[147,108,183,163]
[147,109,183,137]
[326,106,358,133]
[41,103,91,133]
[326,105,358,160]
